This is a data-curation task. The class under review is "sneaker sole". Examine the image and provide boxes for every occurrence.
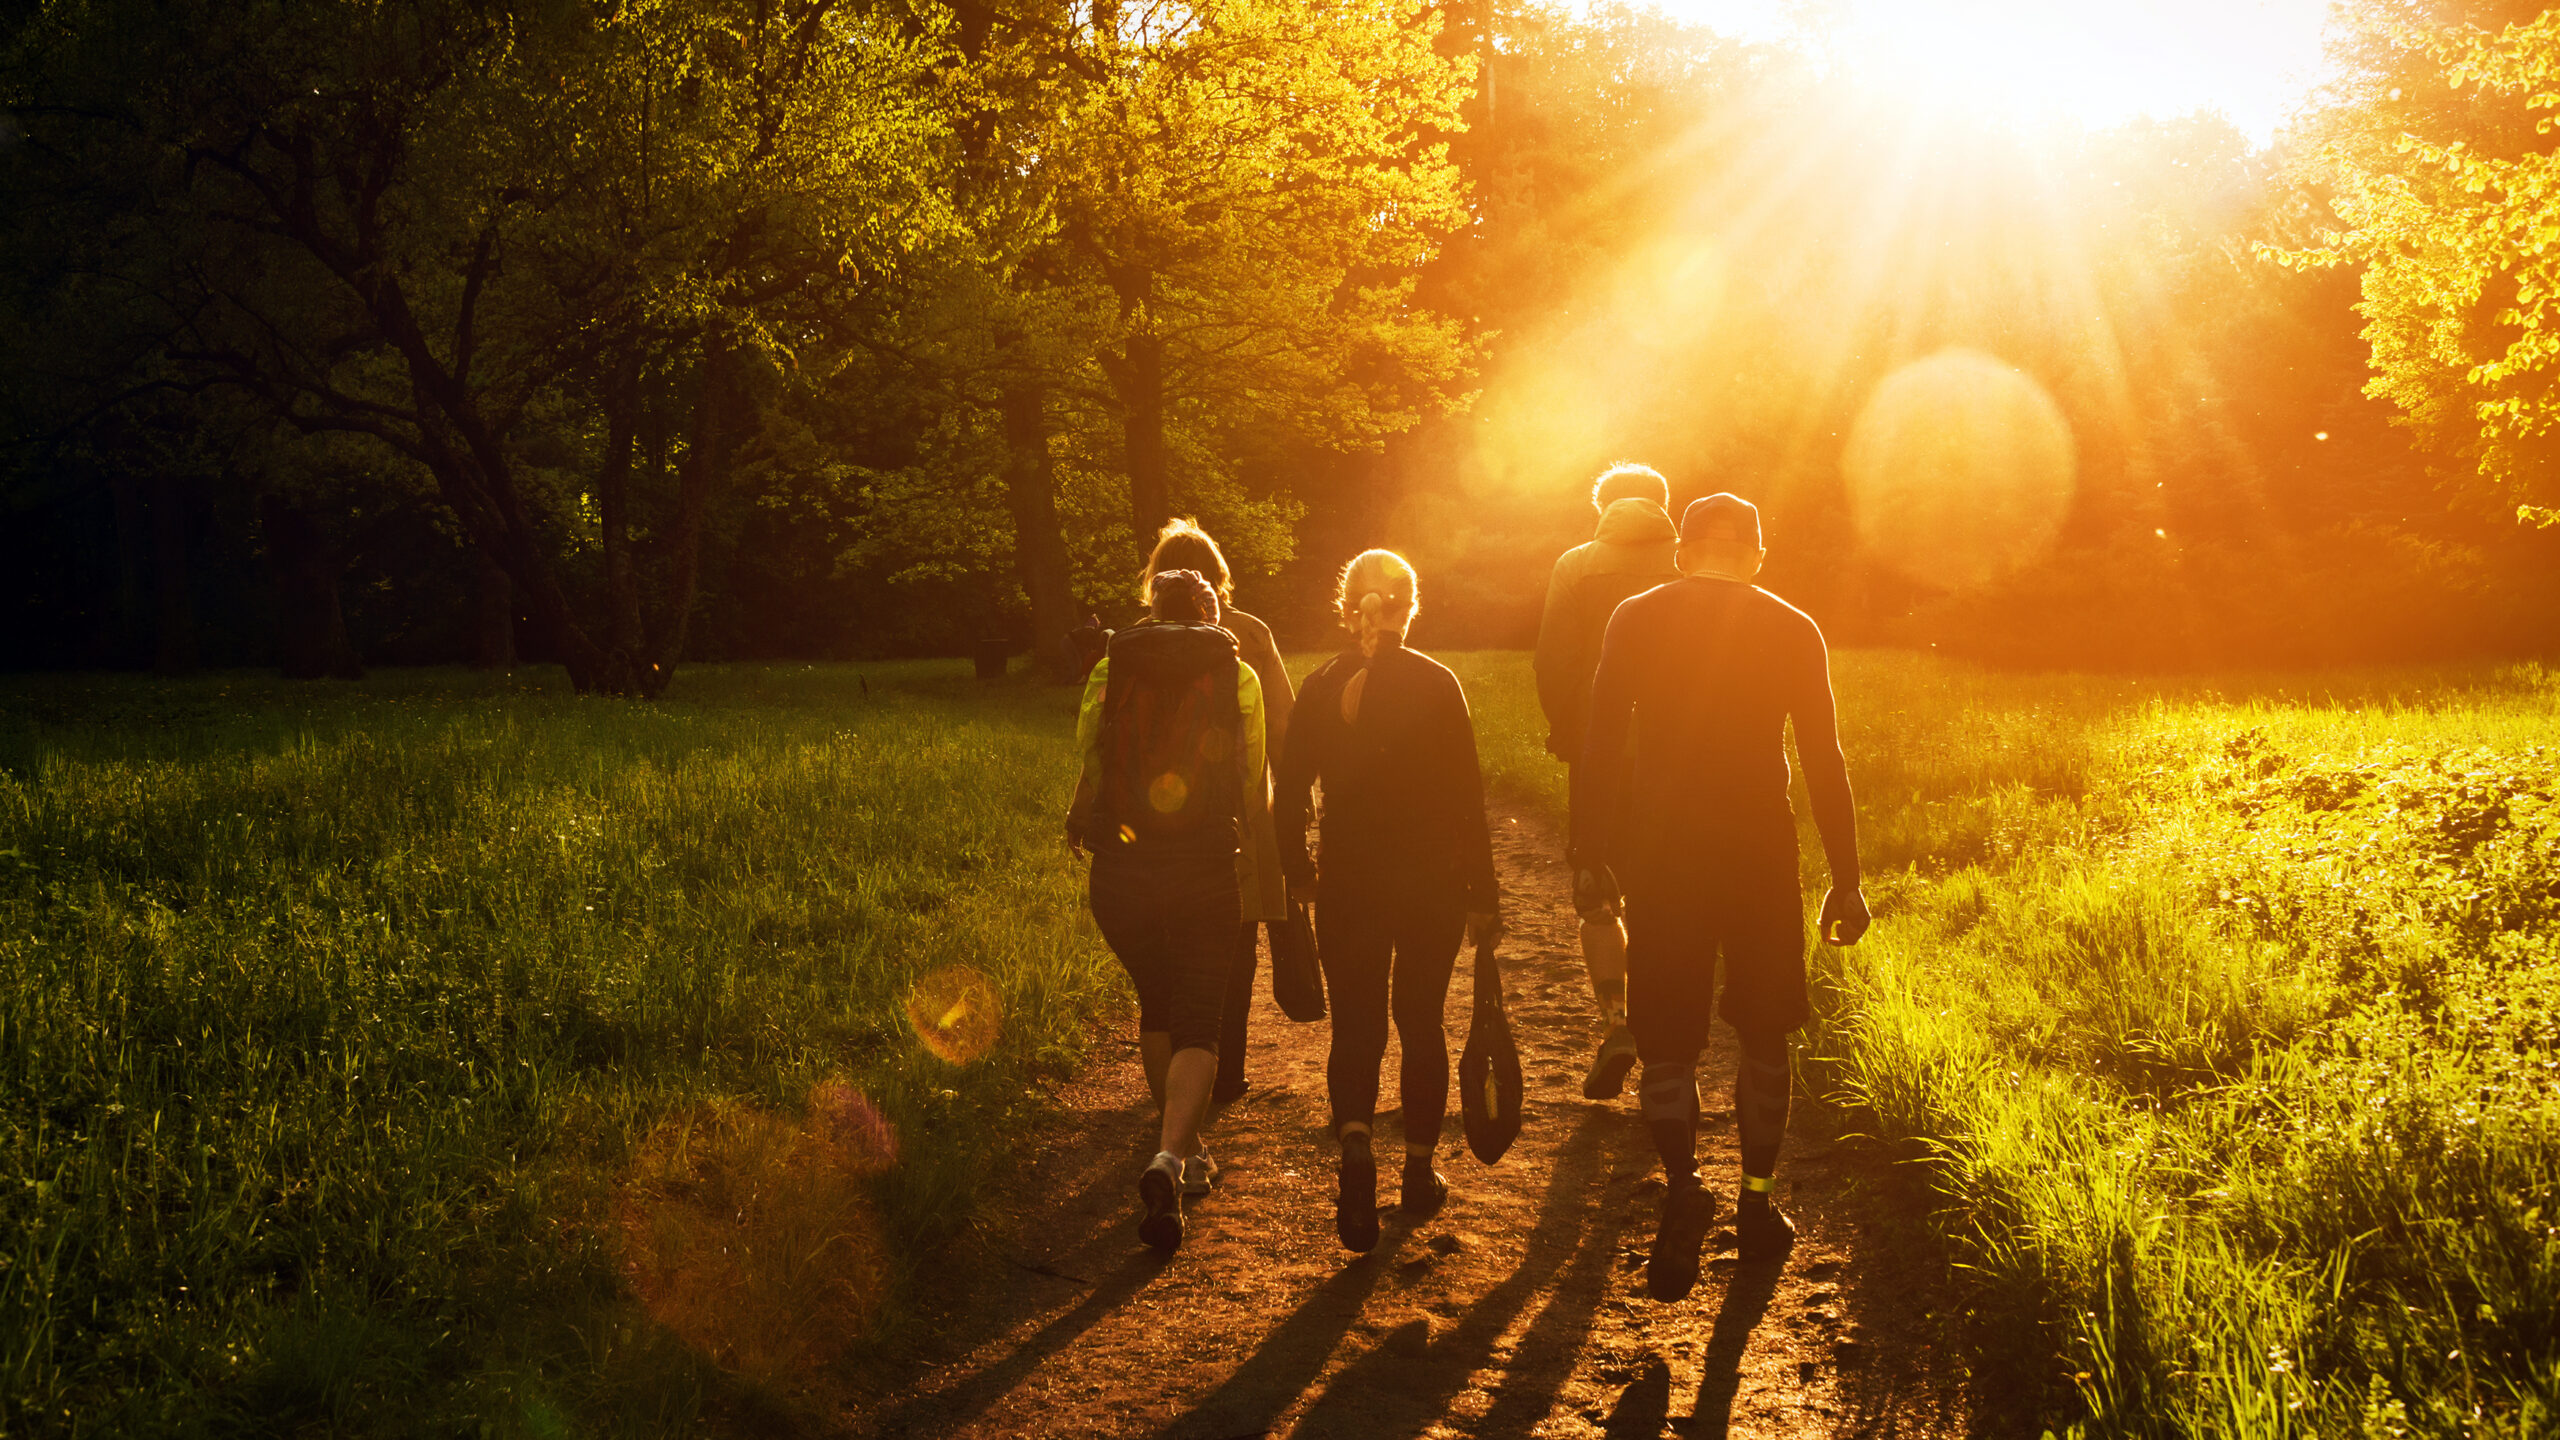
[1582,1045,1638,1101]
[1139,1166,1183,1251]
[1181,1167,1216,1199]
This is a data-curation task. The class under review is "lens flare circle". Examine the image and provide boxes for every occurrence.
[616,1096,890,1379]
[1843,349,2075,590]
[905,964,1002,1065]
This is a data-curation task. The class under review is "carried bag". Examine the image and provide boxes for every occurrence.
[1267,898,1324,1022]
[1457,929,1524,1164]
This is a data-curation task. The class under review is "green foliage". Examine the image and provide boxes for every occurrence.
[2279,5,2560,527]
[0,666,1119,1434]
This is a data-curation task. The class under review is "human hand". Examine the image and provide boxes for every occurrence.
[1571,863,1622,923]
[1467,909,1504,948]
[1065,810,1088,859]
[1819,884,1871,946]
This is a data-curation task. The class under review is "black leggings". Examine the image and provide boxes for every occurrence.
[1317,878,1464,1145]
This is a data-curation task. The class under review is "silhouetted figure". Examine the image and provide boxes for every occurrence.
[1534,462,1681,1102]
[1139,519,1296,1104]
[1570,492,1870,1302]
[1066,569,1271,1252]
[1276,549,1501,1253]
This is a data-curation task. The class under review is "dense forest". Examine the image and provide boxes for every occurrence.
[3,0,2556,689]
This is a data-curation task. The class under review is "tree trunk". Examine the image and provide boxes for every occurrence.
[641,336,732,697]
[149,473,196,675]
[259,493,362,679]
[1000,380,1082,682]
[471,547,515,670]
[600,367,646,665]
[1115,330,1171,538]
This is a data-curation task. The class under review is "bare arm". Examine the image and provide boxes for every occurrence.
[1791,630,1860,887]
[1791,624,1869,944]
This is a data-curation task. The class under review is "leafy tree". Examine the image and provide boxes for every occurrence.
[2277,4,2560,526]
[1047,0,1477,538]
[3,0,956,693]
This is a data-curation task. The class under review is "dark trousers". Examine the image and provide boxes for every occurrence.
[1089,846,1240,1057]
[1216,921,1258,1096]
[1318,876,1464,1145]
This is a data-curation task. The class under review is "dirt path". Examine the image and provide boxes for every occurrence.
[843,803,1973,1438]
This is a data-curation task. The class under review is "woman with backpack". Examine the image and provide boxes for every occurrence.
[1066,569,1270,1252]
[1139,519,1296,1105]
[1275,549,1502,1253]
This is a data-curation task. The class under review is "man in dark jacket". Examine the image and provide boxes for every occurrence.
[1570,492,1870,1302]
[1535,463,1681,1102]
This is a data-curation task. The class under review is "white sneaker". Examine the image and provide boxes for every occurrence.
[1180,1150,1219,1197]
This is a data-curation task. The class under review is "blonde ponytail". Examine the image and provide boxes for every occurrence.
[1336,549,1419,659]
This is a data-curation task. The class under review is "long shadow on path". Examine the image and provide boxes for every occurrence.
[1679,1257,1785,1439]
[1162,1110,1625,1440]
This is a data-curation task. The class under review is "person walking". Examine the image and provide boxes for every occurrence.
[1569,493,1869,1301]
[1066,569,1270,1252]
[1533,463,1682,1101]
[1276,549,1501,1254]
[1139,519,1296,1107]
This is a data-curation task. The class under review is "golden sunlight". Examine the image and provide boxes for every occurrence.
[1663,0,2332,139]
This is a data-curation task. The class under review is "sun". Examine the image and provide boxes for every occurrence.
[1650,0,2331,142]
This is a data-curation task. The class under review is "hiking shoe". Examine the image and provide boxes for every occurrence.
[1212,1077,1248,1107]
[1646,1179,1715,1302]
[1180,1150,1219,1198]
[1400,1156,1448,1219]
[1336,1149,1380,1253]
[1738,1193,1796,1263]
[1138,1152,1184,1251]
[1582,1025,1640,1101]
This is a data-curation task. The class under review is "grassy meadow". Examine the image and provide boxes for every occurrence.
[0,665,1119,1435]
[1451,649,2560,1439]
[3,652,2555,1437]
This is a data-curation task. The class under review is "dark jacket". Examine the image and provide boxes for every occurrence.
[1275,641,1499,912]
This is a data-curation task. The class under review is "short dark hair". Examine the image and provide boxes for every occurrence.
[1142,518,1233,604]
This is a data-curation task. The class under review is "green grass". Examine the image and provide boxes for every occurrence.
[9,651,2557,1438]
[1444,648,2560,1439]
[0,664,1118,1436]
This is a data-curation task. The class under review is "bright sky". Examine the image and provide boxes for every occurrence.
[1648,0,2338,144]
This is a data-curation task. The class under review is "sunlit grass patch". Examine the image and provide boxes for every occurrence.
[1449,648,2560,1438]
[0,663,1120,1435]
